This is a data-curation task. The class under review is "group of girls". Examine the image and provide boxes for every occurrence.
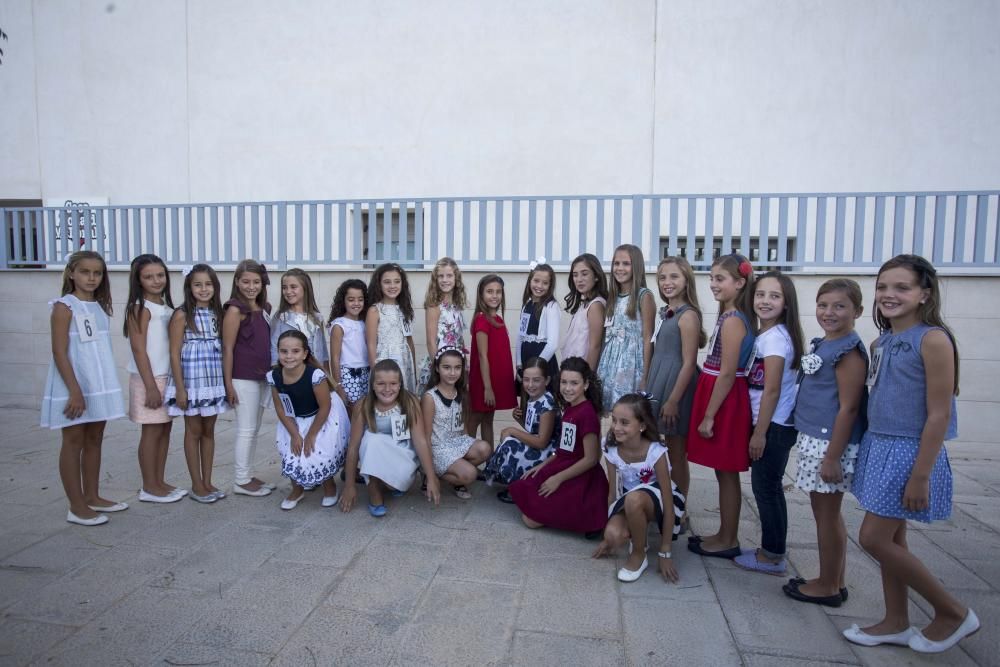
[41,247,975,654]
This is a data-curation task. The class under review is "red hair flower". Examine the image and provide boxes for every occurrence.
[738,260,753,277]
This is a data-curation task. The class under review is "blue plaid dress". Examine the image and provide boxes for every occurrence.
[165,307,229,416]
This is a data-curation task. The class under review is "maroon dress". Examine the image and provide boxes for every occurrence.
[469,312,516,412]
[510,400,609,532]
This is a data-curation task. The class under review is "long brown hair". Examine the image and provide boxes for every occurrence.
[474,274,507,328]
[368,263,415,323]
[180,264,223,333]
[564,253,608,314]
[123,254,174,337]
[427,347,470,426]
[604,393,662,451]
[521,263,557,317]
[276,268,324,329]
[424,257,468,309]
[62,250,113,316]
[710,253,755,327]
[558,356,602,414]
[874,254,959,393]
[657,256,706,348]
[273,330,331,388]
[754,271,805,369]
[359,359,422,432]
[229,259,270,311]
[606,244,647,320]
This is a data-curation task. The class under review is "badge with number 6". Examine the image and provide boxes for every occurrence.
[75,314,96,343]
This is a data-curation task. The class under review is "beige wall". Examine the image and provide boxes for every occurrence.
[2,268,994,446]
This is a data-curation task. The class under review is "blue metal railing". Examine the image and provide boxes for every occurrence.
[2,191,998,272]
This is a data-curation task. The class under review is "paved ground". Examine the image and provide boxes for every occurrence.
[0,407,995,666]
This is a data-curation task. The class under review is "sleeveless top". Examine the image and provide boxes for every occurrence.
[270,310,329,365]
[435,301,466,352]
[703,311,755,377]
[793,332,868,442]
[429,388,465,442]
[867,324,958,440]
[225,299,272,381]
[126,299,174,376]
[605,441,670,496]
[331,317,368,368]
[561,296,605,361]
[266,366,327,418]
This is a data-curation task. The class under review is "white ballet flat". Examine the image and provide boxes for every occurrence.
[321,494,339,508]
[617,557,648,582]
[66,511,109,526]
[842,624,916,647]
[908,610,980,654]
[89,502,128,513]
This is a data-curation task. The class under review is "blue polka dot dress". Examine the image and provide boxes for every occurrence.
[852,433,952,522]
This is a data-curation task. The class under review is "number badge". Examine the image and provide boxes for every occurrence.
[558,422,577,452]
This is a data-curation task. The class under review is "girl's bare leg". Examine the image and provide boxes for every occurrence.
[81,421,113,506]
[138,423,170,495]
[60,424,96,518]
[798,492,846,597]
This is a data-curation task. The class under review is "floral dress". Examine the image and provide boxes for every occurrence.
[483,391,559,485]
[417,301,466,393]
[375,303,416,392]
[596,288,651,410]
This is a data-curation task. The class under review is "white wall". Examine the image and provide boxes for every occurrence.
[2,0,998,203]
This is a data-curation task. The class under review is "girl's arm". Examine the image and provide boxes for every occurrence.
[269,317,281,366]
[538,432,601,496]
[365,306,380,368]
[328,323,351,407]
[605,459,617,506]
[660,309,700,429]
[271,385,304,455]
[653,453,679,582]
[904,330,956,512]
[697,316,745,439]
[409,410,441,506]
[127,305,161,408]
[538,301,561,362]
[407,325,416,370]
[50,303,85,419]
[304,374,333,457]
[221,305,243,405]
[819,348,866,483]
[521,451,555,478]
[500,410,556,449]
[476,329,495,407]
[420,392,437,443]
[425,305,441,360]
[638,291,656,390]
[749,355,784,460]
[339,406,367,513]
[584,300,606,370]
[168,310,188,410]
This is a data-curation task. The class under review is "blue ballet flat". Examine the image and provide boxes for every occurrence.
[367,503,387,517]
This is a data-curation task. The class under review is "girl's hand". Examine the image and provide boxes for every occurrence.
[484,388,496,407]
[175,387,188,411]
[425,475,441,506]
[290,433,304,456]
[499,426,516,440]
[591,539,612,559]
[512,406,524,422]
[226,384,239,406]
[819,458,843,484]
[523,462,544,478]
[538,476,562,497]
[144,384,163,409]
[748,433,766,461]
[304,433,317,457]
[660,400,679,430]
[658,555,679,583]
[64,390,86,420]
[697,416,714,439]
[903,475,930,512]
[339,483,357,513]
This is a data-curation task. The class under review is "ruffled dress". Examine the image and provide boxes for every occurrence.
[597,288,651,409]
[165,307,229,417]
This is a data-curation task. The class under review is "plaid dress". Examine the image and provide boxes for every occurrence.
[165,307,229,417]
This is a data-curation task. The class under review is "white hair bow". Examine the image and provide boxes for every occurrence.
[528,256,547,270]
[181,265,194,277]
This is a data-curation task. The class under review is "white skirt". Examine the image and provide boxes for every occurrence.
[359,432,419,491]
[276,398,349,488]
[794,432,859,494]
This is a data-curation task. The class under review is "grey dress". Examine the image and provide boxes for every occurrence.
[645,304,700,436]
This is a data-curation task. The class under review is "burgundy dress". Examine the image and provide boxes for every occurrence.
[510,400,609,533]
[469,312,517,412]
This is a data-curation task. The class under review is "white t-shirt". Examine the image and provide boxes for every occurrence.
[747,324,798,426]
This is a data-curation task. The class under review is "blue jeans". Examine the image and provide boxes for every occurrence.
[750,422,798,559]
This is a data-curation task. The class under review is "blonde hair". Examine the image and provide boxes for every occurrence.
[424,257,467,309]
[657,256,706,348]
[606,244,647,320]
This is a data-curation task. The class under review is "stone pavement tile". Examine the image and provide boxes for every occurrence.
[436,529,533,587]
[225,558,341,608]
[510,630,625,666]
[618,548,718,603]
[37,588,209,666]
[161,522,283,594]
[376,498,469,546]
[622,597,740,666]
[1,529,108,575]
[7,543,182,625]
[828,615,979,667]
[528,526,598,558]
[0,528,49,561]
[154,641,275,666]
[951,467,1000,498]
[920,511,1000,560]
[708,565,857,663]
[959,557,1000,590]
[119,504,235,551]
[178,602,315,655]
[270,506,383,568]
[952,494,1000,532]
[0,566,59,612]
[905,529,992,591]
[325,536,445,616]
[395,578,519,665]
[0,618,77,666]
[272,607,408,666]
[517,555,620,640]
[942,590,998,667]
[741,652,856,666]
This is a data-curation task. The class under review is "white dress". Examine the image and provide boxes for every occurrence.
[375,303,416,392]
[427,388,476,475]
[358,404,420,491]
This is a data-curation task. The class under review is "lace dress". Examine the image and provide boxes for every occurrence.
[375,303,416,392]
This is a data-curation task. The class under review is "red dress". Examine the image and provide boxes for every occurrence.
[509,401,609,532]
[687,311,754,473]
[469,312,517,412]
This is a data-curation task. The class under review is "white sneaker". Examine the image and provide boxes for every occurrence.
[139,489,183,503]
[67,511,109,526]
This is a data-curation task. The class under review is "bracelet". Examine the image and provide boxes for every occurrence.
[657,551,672,559]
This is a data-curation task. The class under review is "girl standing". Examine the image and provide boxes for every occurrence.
[165,264,228,503]
[270,268,329,370]
[646,256,704,523]
[418,257,467,392]
[124,254,179,503]
[366,263,417,393]
[222,259,273,497]
[421,347,492,499]
[560,253,607,371]
[596,244,656,409]
[328,278,370,408]
[516,260,560,392]
[783,279,867,607]
[484,356,560,502]
[735,271,804,576]
[42,251,126,525]
[468,274,517,446]
[842,255,978,653]
[592,394,684,583]
[509,357,608,535]
[268,331,349,510]
[686,254,756,559]
[339,359,441,516]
